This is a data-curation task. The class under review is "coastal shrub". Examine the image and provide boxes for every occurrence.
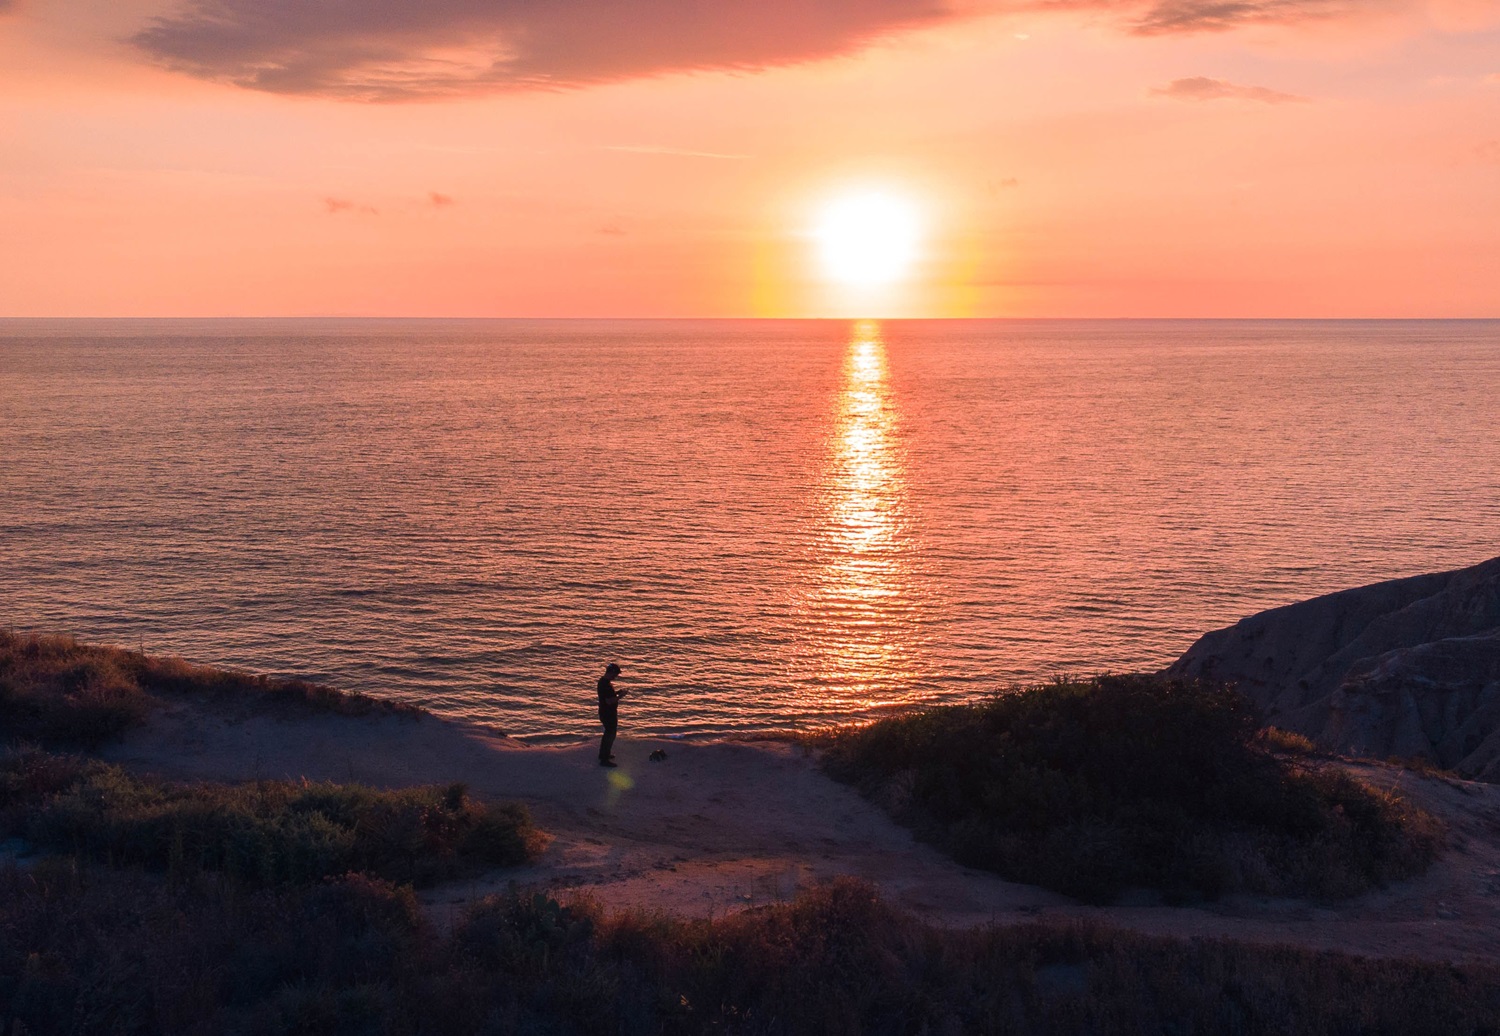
[0,750,544,886]
[0,630,423,748]
[5,867,1500,1036]
[819,675,1444,903]
[0,633,153,748]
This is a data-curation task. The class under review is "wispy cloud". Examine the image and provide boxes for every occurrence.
[428,192,455,207]
[602,145,750,160]
[1153,76,1309,103]
[323,197,378,215]
[1130,0,1378,35]
[125,0,1412,102]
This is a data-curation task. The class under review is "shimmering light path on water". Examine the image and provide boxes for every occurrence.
[3,319,1498,739]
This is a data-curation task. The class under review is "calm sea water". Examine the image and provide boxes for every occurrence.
[2,319,1498,740]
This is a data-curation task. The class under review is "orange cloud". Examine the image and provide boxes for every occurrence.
[1152,76,1309,102]
[131,0,949,101]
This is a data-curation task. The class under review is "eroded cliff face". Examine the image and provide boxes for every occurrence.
[1167,557,1500,778]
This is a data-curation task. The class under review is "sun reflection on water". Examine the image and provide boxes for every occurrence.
[806,320,921,708]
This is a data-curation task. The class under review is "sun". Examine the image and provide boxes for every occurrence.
[814,190,921,289]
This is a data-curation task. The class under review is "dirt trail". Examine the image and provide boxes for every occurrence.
[100,701,1500,962]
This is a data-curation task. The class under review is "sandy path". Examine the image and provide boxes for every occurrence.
[100,702,1500,962]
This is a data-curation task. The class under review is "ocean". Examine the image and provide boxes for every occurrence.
[3,318,1497,740]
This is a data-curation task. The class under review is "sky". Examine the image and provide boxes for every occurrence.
[1,0,1498,317]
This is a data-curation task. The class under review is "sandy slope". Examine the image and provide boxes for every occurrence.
[98,699,1500,962]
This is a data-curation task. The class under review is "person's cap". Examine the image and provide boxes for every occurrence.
[605,663,622,676]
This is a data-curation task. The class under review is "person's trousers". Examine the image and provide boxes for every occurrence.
[599,706,618,760]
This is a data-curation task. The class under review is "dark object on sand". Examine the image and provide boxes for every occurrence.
[649,749,667,762]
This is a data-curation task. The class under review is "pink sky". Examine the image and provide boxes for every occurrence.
[2,0,1498,317]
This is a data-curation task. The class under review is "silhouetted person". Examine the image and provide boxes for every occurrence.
[597,663,624,767]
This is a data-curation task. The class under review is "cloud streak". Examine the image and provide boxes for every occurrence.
[324,197,378,215]
[1130,0,1378,34]
[129,0,1402,102]
[603,145,750,160]
[1153,76,1309,102]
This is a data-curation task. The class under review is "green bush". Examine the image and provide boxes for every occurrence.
[0,751,544,887]
[820,675,1443,903]
[0,631,423,748]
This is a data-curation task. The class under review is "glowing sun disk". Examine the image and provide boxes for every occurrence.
[815,192,920,288]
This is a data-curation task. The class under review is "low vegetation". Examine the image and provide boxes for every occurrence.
[4,868,1498,1036]
[0,640,1469,1031]
[0,750,543,887]
[819,675,1443,904]
[0,630,423,749]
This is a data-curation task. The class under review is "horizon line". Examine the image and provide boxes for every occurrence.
[4,315,1499,323]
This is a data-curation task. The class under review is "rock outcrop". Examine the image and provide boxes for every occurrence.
[1167,556,1500,779]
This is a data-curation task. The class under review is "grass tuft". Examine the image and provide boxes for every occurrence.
[1257,727,1318,755]
[819,675,1443,903]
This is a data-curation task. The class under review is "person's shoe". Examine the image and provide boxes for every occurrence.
[599,759,618,767]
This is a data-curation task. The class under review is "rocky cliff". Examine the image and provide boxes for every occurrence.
[1167,556,1500,779]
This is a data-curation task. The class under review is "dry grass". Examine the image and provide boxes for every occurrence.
[1257,726,1319,755]
[3,869,1498,1035]
[0,630,423,748]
